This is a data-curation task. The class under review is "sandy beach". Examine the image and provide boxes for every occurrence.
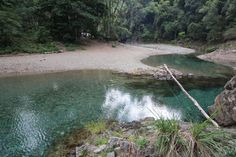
[0,42,195,77]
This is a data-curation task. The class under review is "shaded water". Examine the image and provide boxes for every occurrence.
[142,54,234,78]
[0,70,228,156]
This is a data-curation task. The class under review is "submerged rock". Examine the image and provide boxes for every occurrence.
[209,75,236,126]
[153,65,184,80]
[125,66,194,80]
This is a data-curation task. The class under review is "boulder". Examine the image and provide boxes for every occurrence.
[209,75,236,126]
[93,144,106,153]
[107,151,115,157]
[108,137,122,148]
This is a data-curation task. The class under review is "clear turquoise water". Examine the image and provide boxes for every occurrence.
[0,70,229,156]
[142,54,235,78]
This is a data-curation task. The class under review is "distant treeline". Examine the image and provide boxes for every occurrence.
[0,0,236,53]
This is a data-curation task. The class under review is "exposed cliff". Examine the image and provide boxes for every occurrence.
[209,75,236,126]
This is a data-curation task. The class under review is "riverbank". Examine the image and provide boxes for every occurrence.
[43,74,235,157]
[47,118,236,157]
[192,40,236,70]
[0,41,194,77]
[198,49,236,70]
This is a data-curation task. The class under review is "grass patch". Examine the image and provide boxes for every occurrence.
[111,130,123,138]
[85,121,106,135]
[155,119,180,134]
[205,46,217,53]
[127,135,136,142]
[95,137,108,146]
[135,136,148,149]
[155,119,184,156]
[80,149,88,157]
[189,122,228,157]
[154,119,232,157]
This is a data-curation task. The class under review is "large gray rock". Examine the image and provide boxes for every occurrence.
[209,75,236,126]
[107,151,115,157]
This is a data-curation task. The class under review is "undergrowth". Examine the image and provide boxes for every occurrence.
[64,43,84,51]
[154,119,233,157]
[0,40,86,54]
[135,136,148,149]
[95,137,108,146]
[0,41,59,54]
[85,121,107,135]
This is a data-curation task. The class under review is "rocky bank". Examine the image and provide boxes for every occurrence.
[47,117,236,157]
[209,75,236,126]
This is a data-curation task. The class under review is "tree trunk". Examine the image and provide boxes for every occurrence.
[163,64,219,128]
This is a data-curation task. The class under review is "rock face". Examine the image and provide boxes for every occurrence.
[209,75,236,126]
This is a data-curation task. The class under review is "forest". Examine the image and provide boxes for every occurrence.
[0,0,236,53]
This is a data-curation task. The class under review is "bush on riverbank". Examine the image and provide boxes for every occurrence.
[0,41,59,54]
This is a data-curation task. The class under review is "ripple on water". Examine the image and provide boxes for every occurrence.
[0,70,227,156]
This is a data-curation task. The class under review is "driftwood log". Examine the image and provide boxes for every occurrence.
[163,64,219,128]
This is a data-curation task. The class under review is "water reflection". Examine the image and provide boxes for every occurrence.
[103,88,182,121]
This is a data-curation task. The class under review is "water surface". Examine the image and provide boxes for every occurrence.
[142,54,234,78]
[0,70,227,156]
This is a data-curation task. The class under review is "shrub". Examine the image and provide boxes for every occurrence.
[205,46,217,53]
[178,32,186,39]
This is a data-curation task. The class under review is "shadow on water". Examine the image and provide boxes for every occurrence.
[123,76,228,96]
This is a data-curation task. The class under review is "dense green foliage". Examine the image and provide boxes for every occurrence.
[0,0,106,53]
[106,0,236,42]
[0,0,235,53]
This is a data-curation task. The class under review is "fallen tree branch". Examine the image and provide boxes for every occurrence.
[163,64,219,128]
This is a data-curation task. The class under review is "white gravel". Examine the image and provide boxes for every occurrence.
[0,42,195,77]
